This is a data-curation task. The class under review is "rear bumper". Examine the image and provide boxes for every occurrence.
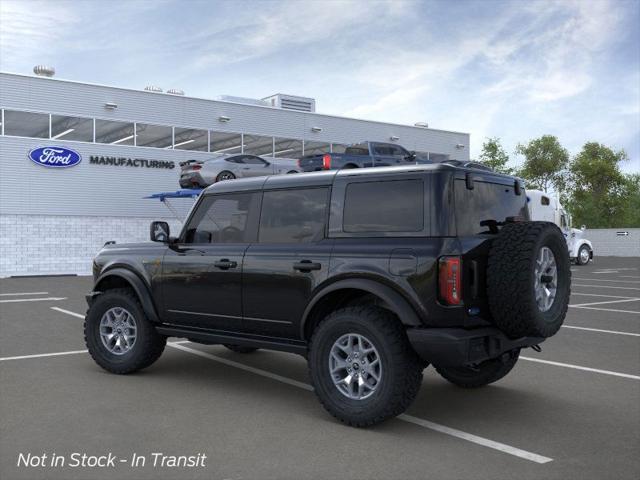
[407,327,544,367]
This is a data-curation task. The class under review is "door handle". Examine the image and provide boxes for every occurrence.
[214,259,238,270]
[293,260,321,272]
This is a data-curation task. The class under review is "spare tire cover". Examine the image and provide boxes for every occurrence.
[487,221,571,339]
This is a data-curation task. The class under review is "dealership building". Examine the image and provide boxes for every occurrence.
[0,69,470,277]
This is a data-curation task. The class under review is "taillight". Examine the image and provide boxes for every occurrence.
[192,165,202,171]
[322,154,331,170]
[297,159,301,168]
[438,256,462,305]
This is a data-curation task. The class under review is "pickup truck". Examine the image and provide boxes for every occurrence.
[298,141,426,171]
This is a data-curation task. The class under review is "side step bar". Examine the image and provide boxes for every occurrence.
[156,325,308,355]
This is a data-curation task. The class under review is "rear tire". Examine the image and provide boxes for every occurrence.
[216,171,236,182]
[435,350,520,388]
[487,221,571,339]
[223,344,258,354]
[84,288,166,374]
[308,306,423,427]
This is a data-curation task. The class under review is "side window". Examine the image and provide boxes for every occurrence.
[184,193,259,244]
[390,145,409,157]
[343,180,424,233]
[226,156,243,164]
[560,214,567,228]
[541,196,550,206]
[373,145,392,155]
[244,155,267,165]
[259,188,328,243]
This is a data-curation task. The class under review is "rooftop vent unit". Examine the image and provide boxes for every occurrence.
[216,95,270,107]
[33,65,55,77]
[262,94,316,113]
[167,88,185,96]
[144,85,163,93]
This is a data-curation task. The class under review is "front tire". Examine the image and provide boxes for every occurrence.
[576,244,591,265]
[308,306,423,427]
[435,350,520,388]
[84,288,166,374]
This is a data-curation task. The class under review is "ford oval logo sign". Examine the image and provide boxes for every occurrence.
[28,146,82,168]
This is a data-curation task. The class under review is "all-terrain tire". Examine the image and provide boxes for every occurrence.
[435,349,520,388]
[487,221,571,339]
[308,306,423,427]
[84,288,166,374]
[223,344,259,354]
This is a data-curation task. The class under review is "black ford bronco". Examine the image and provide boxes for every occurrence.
[85,164,570,426]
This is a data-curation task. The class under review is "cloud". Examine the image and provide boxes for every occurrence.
[0,0,78,68]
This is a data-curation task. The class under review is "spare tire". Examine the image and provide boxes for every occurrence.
[487,221,570,339]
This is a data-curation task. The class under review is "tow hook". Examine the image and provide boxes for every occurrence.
[530,344,542,353]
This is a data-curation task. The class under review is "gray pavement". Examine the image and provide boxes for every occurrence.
[1,257,639,480]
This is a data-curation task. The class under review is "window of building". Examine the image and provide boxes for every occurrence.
[210,131,243,154]
[95,119,135,145]
[343,180,424,233]
[135,123,173,148]
[3,110,49,138]
[244,134,274,157]
[259,188,328,243]
[184,193,259,244]
[273,137,303,158]
[303,141,331,156]
[173,127,208,151]
[51,115,93,142]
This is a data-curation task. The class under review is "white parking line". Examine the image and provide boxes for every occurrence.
[573,278,640,284]
[521,357,640,380]
[571,292,638,299]
[619,275,640,279]
[570,298,640,307]
[562,325,640,337]
[569,305,640,315]
[51,307,85,318]
[0,297,67,303]
[0,349,87,361]
[573,284,640,291]
[0,291,49,296]
[169,343,553,464]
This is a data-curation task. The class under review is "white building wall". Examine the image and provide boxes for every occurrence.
[0,215,183,276]
[586,228,640,257]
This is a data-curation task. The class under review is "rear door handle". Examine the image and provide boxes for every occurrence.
[293,260,321,272]
[214,259,238,270]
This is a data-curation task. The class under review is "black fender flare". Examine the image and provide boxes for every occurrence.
[300,278,422,338]
[92,268,160,323]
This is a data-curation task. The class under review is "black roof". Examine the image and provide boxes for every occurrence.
[203,163,517,195]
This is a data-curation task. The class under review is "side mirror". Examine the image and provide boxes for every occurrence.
[150,221,170,243]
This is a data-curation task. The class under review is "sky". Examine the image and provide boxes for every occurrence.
[1,0,639,172]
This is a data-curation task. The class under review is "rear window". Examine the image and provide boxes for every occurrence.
[343,180,424,233]
[345,143,370,156]
[455,180,528,235]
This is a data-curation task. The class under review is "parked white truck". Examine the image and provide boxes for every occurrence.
[527,190,594,265]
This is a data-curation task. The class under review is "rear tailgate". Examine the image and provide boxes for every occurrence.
[298,153,345,171]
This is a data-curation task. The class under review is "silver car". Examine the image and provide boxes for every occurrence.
[179,154,300,188]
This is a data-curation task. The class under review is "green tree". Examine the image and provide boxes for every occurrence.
[515,135,569,193]
[478,137,513,174]
[565,142,632,228]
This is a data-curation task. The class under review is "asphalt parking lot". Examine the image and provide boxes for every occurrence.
[1,257,639,480]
